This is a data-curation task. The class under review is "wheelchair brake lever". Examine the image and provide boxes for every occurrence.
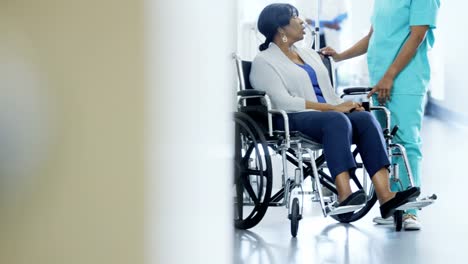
[275,134,284,146]
[383,128,390,135]
[278,137,284,146]
[390,125,399,136]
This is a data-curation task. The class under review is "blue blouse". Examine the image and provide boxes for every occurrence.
[296,63,326,103]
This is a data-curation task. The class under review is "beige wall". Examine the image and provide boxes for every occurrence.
[0,1,144,264]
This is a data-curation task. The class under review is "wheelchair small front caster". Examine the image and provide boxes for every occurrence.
[289,198,301,237]
[394,211,403,232]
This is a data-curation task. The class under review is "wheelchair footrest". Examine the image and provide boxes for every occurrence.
[326,203,366,216]
[395,194,437,210]
[312,196,334,203]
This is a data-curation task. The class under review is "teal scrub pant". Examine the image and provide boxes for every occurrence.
[373,94,425,216]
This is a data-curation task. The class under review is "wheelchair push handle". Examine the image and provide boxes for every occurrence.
[317,50,330,58]
[390,125,399,137]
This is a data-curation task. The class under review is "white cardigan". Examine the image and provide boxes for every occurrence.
[250,43,343,112]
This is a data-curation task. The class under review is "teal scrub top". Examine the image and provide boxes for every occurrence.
[367,0,440,95]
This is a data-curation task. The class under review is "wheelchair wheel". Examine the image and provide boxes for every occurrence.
[234,112,273,230]
[394,211,403,232]
[290,198,300,238]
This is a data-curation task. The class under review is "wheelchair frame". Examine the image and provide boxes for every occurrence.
[233,54,436,236]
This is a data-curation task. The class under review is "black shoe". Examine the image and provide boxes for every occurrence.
[337,190,366,220]
[380,187,421,219]
[338,190,366,206]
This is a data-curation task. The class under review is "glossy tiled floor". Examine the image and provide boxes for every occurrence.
[234,117,468,264]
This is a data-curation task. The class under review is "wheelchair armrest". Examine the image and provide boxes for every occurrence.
[340,87,373,98]
[237,93,274,138]
[237,90,266,97]
[268,109,290,148]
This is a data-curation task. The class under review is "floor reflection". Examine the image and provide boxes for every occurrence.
[234,230,276,264]
[234,221,383,264]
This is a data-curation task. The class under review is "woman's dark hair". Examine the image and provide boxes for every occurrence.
[257,3,299,51]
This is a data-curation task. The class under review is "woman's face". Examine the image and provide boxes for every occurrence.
[281,15,305,43]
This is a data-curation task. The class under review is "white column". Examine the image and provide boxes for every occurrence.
[145,1,235,263]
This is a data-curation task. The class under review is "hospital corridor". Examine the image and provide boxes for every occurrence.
[234,116,468,264]
[0,0,466,264]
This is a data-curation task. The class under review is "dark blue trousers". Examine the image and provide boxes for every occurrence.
[275,111,390,180]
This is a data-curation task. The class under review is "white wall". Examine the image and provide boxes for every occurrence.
[432,2,468,116]
[146,0,235,263]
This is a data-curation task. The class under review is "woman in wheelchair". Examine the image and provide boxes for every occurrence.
[250,3,420,219]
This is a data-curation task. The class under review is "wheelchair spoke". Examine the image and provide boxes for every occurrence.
[240,174,260,204]
[243,168,265,176]
[241,144,255,166]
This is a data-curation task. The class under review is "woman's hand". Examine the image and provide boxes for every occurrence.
[320,46,343,62]
[332,101,365,113]
[367,75,394,104]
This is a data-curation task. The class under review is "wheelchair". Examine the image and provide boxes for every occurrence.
[232,53,437,237]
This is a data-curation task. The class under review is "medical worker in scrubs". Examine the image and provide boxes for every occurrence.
[296,0,349,49]
[321,0,440,230]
